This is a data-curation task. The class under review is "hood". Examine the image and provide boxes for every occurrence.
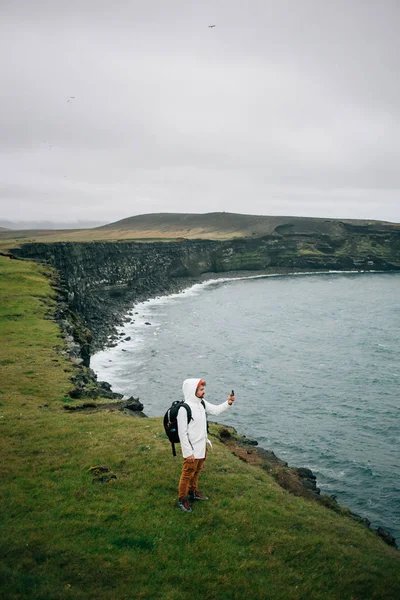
[182,378,202,404]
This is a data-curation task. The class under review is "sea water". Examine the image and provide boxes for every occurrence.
[91,272,400,543]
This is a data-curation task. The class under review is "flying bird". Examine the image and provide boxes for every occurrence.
[67,96,75,103]
[208,25,216,28]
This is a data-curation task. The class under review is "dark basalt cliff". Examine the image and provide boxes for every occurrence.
[13,220,400,358]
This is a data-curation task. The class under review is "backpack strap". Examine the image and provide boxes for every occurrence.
[182,403,193,423]
[200,399,209,433]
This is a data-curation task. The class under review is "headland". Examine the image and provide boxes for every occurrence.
[1,213,400,598]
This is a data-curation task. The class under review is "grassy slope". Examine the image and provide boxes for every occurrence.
[1,256,399,600]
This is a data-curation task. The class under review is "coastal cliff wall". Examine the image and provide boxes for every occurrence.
[12,221,400,355]
[9,226,400,548]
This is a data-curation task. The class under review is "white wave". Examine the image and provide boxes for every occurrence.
[126,269,374,317]
[91,268,384,379]
[125,268,383,321]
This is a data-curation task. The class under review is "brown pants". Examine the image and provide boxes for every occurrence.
[178,458,205,499]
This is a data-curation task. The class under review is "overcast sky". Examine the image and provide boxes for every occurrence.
[1,0,399,224]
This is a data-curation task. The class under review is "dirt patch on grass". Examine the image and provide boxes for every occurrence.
[63,397,146,417]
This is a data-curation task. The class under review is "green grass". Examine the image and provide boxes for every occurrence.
[1,255,399,599]
[335,237,392,259]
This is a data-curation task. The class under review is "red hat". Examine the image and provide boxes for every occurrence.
[196,379,206,390]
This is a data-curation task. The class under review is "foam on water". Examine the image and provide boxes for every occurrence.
[91,271,400,542]
[92,269,373,374]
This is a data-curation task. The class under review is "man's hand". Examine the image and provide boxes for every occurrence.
[186,455,195,462]
[228,393,235,406]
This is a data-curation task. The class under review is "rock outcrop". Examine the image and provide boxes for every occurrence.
[215,425,397,548]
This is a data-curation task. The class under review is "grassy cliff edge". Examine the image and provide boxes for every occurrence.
[1,255,399,600]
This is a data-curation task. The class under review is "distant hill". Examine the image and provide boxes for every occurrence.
[95,212,398,239]
[0,212,398,245]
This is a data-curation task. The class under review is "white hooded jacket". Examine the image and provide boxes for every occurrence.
[177,378,231,459]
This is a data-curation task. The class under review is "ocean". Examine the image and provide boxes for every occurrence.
[91,271,400,543]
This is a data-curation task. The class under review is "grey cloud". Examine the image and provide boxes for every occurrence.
[1,0,399,223]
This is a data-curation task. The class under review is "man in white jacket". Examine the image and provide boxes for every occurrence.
[177,378,235,513]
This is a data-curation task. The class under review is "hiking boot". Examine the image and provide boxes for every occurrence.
[178,498,192,513]
[188,490,209,501]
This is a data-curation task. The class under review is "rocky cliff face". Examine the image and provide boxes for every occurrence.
[13,221,400,355]
[13,240,219,354]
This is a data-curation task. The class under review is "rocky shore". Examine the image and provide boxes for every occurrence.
[214,425,397,549]
[9,238,398,549]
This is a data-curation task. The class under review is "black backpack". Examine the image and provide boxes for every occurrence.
[163,400,206,456]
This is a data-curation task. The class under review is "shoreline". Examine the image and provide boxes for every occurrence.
[213,424,397,549]
[96,267,386,352]
[84,268,398,549]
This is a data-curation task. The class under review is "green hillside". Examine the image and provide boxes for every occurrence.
[1,255,399,599]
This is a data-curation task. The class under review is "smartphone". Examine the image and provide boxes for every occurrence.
[231,389,235,396]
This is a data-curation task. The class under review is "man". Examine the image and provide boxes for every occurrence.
[177,378,235,513]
